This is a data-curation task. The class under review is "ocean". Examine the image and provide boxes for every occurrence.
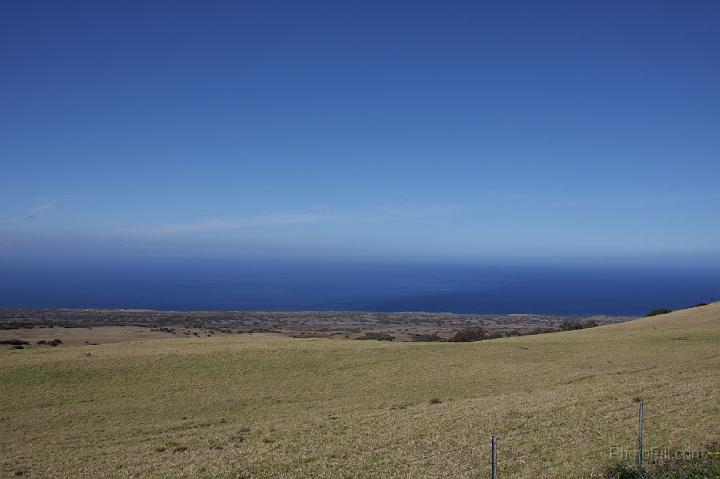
[1,257,718,316]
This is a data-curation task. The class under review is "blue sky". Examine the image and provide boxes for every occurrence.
[2,0,719,260]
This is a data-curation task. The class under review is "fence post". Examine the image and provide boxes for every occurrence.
[491,435,497,479]
[636,401,644,470]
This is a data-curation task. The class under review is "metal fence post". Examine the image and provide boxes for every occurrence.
[636,401,644,470]
[491,435,497,479]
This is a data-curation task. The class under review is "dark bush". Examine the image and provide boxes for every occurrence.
[449,326,487,342]
[603,463,645,479]
[646,308,672,317]
[0,339,29,346]
[561,319,599,331]
[411,334,442,342]
[561,320,581,331]
[525,327,560,336]
[603,463,642,479]
[356,332,395,341]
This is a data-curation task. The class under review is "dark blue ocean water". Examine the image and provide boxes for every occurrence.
[1,257,718,316]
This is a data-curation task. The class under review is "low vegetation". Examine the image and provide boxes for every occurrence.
[355,332,395,341]
[604,440,720,478]
[0,307,633,342]
[410,333,442,342]
[449,325,488,342]
[560,319,599,331]
[0,339,29,346]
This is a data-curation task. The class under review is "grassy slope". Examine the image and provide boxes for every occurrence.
[1,304,718,478]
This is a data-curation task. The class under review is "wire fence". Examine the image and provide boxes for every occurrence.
[354,395,719,479]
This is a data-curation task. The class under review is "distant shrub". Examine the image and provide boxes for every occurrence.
[526,327,560,336]
[429,398,442,404]
[0,339,29,346]
[560,320,580,331]
[411,334,442,342]
[12,345,24,349]
[560,319,599,331]
[646,308,672,317]
[449,326,487,342]
[356,332,395,341]
[486,332,506,339]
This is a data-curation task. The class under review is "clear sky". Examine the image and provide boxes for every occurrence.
[2,1,719,260]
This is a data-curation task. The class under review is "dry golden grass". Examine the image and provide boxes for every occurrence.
[1,304,719,478]
[0,326,181,347]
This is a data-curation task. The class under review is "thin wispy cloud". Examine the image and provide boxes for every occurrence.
[120,212,338,236]
[31,202,57,214]
[26,197,75,218]
[1,197,74,225]
[119,203,461,236]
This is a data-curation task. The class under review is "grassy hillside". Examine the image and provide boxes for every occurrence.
[1,304,719,478]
